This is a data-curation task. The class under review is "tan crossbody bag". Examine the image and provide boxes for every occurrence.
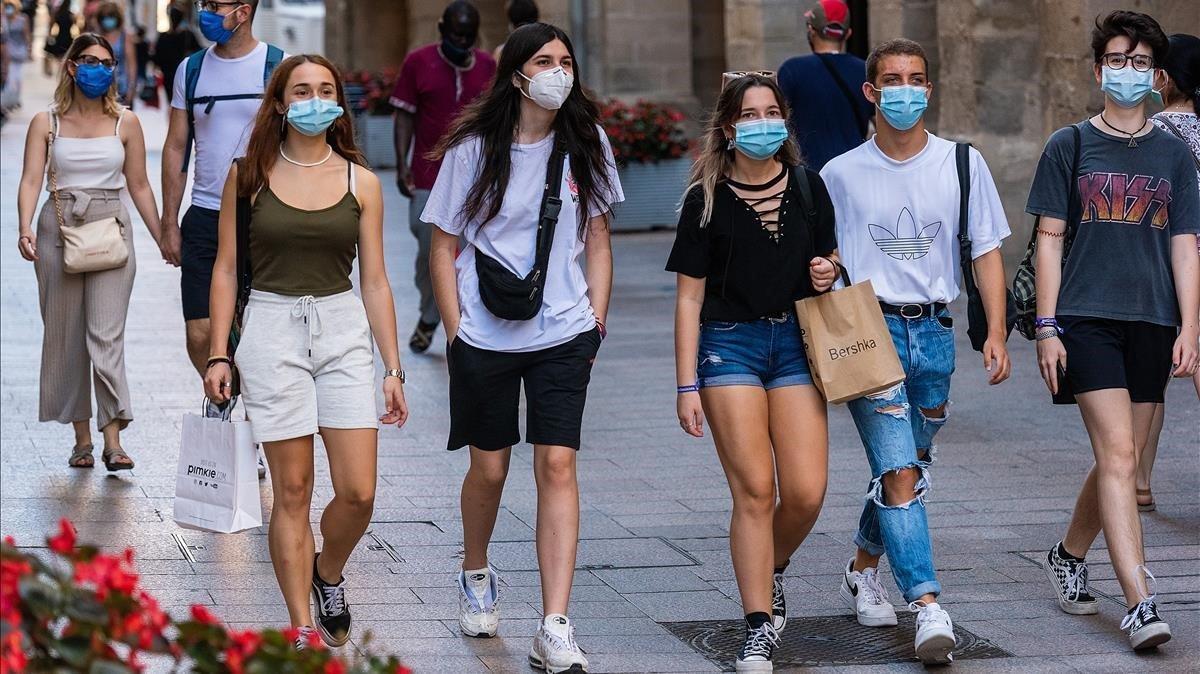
[47,111,129,274]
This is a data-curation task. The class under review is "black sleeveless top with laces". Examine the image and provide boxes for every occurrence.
[666,164,838,322]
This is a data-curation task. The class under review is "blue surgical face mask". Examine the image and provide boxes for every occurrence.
[733,118,789,160]
[75,63,115,99]
[1102,65,1154,108]
[198,8,241,45]
[873,85,929,131]
[100,16,119,31]
[286,97,344,136]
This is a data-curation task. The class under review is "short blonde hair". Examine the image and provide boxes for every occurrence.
[53,33,123,118]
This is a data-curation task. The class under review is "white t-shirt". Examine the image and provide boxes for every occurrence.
[422,130,624,353]
[819,132,1011,304]
[171,42,283,210]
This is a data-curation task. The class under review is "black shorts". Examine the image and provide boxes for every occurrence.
[181,205,219,321]
[447,328,602,451]
[1054,316,1175,405]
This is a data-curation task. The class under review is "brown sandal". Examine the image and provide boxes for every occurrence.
[68,444,95,469]
[102,446,135,472]
[1136,487,1156,512]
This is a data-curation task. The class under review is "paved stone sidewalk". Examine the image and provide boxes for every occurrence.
[2,69,1197,673]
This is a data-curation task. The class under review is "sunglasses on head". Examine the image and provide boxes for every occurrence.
[722,70,777,89]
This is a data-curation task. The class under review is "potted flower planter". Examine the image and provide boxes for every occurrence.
[612,158,691,230]
[355,114,397,170]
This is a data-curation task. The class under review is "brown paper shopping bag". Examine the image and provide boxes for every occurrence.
[795,278,905,404]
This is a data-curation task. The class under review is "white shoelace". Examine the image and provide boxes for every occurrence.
[290,295,323,357]
[860,567,890,606]
[909,601,951,629]
[1120,565,1159,631]
[771,575,785,612]
[1063,560,1089,599]
[543,622,582,655]
[318,581,347,616]
[741,623,779,659]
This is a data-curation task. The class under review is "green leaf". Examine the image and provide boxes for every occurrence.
[18,575,62,611]
[89,661,134,674]
[63,594,109,625]
[54,635,92,667]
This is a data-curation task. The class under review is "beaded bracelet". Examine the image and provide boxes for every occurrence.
[677,384,700,394]
[1035,327,1061,342]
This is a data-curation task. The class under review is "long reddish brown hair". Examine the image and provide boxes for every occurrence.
[238,54,364,197]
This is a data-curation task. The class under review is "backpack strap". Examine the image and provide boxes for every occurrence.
[181,47,208,173]
[955,142,976,287]
[263,44,284,81]
[1063,123,1082,252]
[814,53,869,139]
[234,158,253,312]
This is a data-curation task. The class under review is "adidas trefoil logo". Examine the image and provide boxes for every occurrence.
[868,207,941,260]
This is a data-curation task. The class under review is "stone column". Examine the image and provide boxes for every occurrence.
[587,0,694,102]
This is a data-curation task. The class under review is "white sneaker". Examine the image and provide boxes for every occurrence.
[529,614,588,673]
[839,559,898,627]
[457,566,499,637]
[910,601,956,664]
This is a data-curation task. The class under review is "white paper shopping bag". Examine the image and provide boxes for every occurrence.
[173,405,262,534]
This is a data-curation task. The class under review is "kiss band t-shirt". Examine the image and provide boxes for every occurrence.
[1026,121,1200,327]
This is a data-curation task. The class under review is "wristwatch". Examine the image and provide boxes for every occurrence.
[384,368,406,383]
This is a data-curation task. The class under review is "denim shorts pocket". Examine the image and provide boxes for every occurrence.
[936,315,954,330]
[702,320,739,332]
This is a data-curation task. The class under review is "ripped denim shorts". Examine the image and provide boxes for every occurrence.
[697,312,813,390]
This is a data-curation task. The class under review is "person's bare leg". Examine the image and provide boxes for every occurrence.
[1063,401,1156,558]
[1135,403,1164,507]
[263,436,317,627]
[768,385,828,568]
[72,420,92,448]
[703,385,775,615]
[533,444,580,616]
[185,318,211,376]
[461,447,512,571]
[315,428,378,583]
[1073,390,1151,605]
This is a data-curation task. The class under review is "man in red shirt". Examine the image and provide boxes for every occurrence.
[391,0,496,353]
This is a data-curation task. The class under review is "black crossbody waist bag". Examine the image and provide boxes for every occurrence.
[474,136,567,321]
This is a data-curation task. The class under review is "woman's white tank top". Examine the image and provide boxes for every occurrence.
[47,108,127,191]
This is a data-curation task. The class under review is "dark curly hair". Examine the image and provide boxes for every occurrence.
[1091,10,1168,66]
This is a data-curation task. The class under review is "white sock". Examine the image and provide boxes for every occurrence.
[544,613,571,639]
[464,566,491,601]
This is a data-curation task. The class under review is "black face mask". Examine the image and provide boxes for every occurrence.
[441,37,472,66]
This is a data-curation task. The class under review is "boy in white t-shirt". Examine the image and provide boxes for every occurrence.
[819,38,1012,665]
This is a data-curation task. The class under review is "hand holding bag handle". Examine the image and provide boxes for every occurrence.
[47,110,130,274]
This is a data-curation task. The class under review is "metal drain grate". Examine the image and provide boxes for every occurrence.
[663,614,1010,669]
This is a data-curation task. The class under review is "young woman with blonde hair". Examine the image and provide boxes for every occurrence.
[668,72,839,672]
[15,33,161,471]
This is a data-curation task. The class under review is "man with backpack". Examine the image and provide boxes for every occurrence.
[159,0,283,378]
[819,38,1012,665]
[777,0,873,170]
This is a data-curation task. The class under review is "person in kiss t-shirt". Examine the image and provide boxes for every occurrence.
[1027,10,1198,653]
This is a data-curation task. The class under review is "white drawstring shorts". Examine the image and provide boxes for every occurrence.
[236,289,378,443]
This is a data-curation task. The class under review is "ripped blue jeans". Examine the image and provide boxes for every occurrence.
[846,310,955,602]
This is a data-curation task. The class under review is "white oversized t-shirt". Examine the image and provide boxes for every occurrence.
[421,130,624,353]
[171,42,283,210]
[820,132,1011,304]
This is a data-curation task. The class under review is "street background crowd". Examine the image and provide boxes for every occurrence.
[2,1,1200,671]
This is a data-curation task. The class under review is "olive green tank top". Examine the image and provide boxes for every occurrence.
[250,161,361,297]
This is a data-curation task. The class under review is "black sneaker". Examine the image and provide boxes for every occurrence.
[1043,543,1098,615]
[311,553,351,647]
[1122,598,1171,650]
[409,320,438,353]
[771,572,787,632]
[735,622,778,672]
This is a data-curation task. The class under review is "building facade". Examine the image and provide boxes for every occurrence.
[325,0,1199,250]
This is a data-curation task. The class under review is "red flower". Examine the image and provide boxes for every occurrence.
[324,661,347,674]
[47,518,76,555]
[190,604,221,626]
[305,628,325,649]
[282,626,300,644]
[0,631,26,674]
[394,665,413,674]
[2,537,13,547]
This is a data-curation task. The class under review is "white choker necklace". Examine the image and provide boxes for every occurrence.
[280,144,333,167]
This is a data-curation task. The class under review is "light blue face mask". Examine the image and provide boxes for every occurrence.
[286,97,344,136]
[1102,65,1155,108]
[733,118,789,160]
[873,85,929,131]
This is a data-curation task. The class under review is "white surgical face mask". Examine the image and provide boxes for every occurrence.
[518,66,574,110]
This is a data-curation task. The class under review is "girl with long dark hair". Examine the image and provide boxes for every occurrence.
[668,73,838,672]
[203,54,409,649]
[16,33,162,471]
[426,22,622,674]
